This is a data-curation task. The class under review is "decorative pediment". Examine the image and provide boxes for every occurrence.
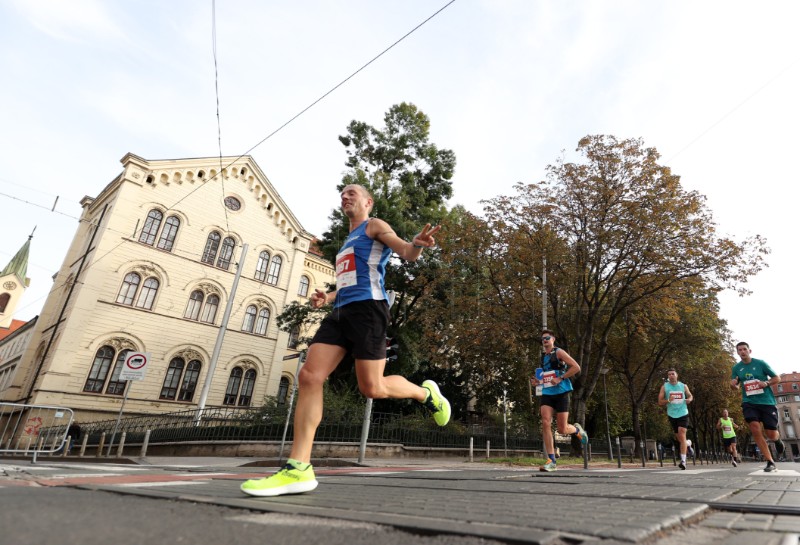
[196,282,220,296]
[120,154,313,243]
[175,348,204,362]
[107,337,136,352]
[132,263,160,278]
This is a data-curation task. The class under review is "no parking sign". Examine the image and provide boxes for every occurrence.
[119,352,150,381]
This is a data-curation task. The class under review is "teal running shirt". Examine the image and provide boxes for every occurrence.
[731,358,777,406]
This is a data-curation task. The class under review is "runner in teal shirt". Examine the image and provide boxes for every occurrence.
[658,368,694,469]
[730,341,784,472]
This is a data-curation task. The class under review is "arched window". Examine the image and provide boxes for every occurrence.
[223,367,243,405]
[277,377,290,405]
[105,349,130,395]
[254,251,269,282]
[184,291,220,323]
[156,216,180,251]
[241,305,257,333]
[139,209,163,245]
[254,308,270,336]
[116,273,141,305]
[160,357,201,401]
[267,255,282,284]
[0,293,10,313]
[116,273,159,310]
[83,346,130,395]
[216,237,235,270]
[84,346,113,393]
[201,232,221,264]
[135,278,160,309]
[298,275,310,297]
[239,369,256,406]
[184,290,204,320]
[200,294,219,323]
[178,360,201,401]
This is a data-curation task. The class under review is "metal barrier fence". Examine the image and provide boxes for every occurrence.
[0,402,74,463]
[58,405,550,452]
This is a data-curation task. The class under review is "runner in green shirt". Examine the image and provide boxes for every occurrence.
[730,341,784,472]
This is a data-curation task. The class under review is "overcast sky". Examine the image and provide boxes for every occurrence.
[1,0,798,374]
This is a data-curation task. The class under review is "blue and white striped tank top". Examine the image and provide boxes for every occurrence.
[334,219,391,308]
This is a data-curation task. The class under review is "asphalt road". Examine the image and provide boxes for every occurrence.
[2,457,799,545]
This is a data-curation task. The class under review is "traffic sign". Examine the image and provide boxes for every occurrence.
[119,352,150,381]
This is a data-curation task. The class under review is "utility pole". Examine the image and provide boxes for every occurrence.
[195,243,248,421]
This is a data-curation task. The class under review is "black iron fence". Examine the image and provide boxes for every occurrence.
[61,406,552,451]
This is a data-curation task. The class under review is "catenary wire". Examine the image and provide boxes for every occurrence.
[5,1,458,319]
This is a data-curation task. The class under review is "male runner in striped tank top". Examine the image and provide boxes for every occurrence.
[242,184,451,497]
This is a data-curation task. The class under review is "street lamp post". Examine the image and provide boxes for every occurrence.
[600,367,613,460]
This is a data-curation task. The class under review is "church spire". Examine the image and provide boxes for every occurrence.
[1,230,33,285]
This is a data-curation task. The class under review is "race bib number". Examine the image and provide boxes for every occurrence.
[669,391,684,404]
[744,379,764,396]
[335,247,357,288]
[723,425,732,433]
[542,370,557,388]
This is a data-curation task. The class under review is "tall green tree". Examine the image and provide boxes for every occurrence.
[606,280,727,455]
[506,135,767,429]
[423,135,768,437]
[279,103,457,407]
[416,210,538,421]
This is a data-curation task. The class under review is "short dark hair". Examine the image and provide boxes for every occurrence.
[736,341,750,349]
[541,329,555,337]
[667,368,678,374]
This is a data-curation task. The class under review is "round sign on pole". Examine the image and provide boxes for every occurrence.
[120,352,150,381]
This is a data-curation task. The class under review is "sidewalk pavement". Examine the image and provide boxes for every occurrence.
[4,455,800,544]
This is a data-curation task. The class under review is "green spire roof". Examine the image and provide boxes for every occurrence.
[2,236,31,283]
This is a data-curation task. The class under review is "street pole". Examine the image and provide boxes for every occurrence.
[601,367,613,460]
[541,257,547,330]
[503,388,508,457]
[195,243,248,422]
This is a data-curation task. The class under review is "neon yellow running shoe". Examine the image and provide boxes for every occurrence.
[240,463,318,497]
[422,380,451,426]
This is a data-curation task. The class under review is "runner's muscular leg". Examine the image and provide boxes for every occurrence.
[748,420,774,463]
[555,411,577,435]
[355,358,427,401]
[290,343,347,463]
[541,404,555,455]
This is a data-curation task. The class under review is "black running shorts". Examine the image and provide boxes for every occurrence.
[741,402,779,430]
[668,415,689,433]
[540,392,571,413]
[311,299,390,360]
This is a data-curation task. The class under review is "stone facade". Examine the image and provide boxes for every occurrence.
[1,153,333,424]
[773,373,800,458]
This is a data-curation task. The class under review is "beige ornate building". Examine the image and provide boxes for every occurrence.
[773,373,800,459]
[1,153,333,423]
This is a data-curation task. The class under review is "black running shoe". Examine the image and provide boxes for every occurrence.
[776,439,786,458]
[764,461,777,473]
[732,459,737,468]
[678,461,686,470]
